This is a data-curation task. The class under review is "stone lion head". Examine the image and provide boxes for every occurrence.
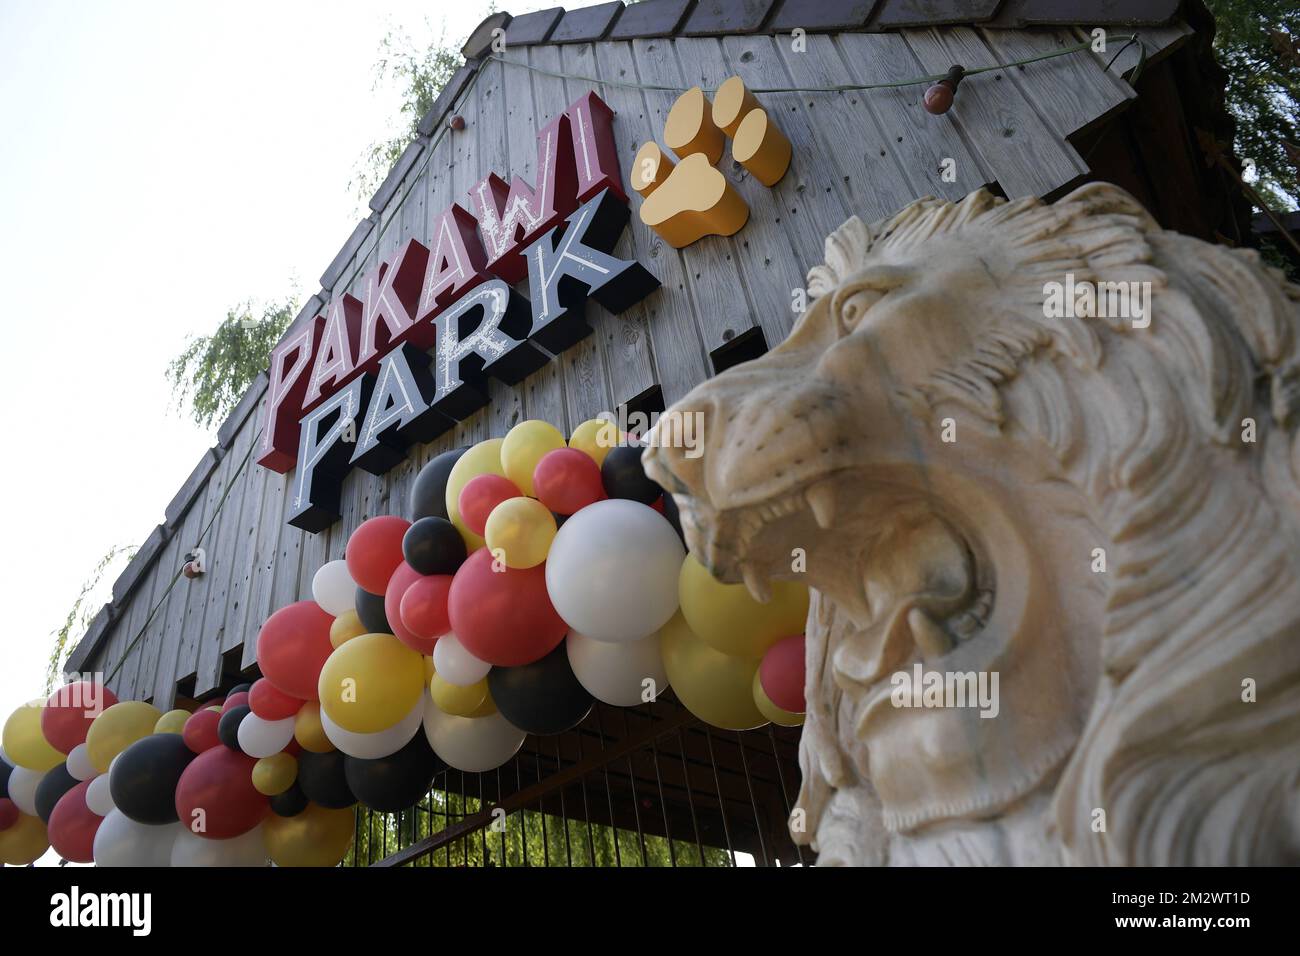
[643,183,1300,865]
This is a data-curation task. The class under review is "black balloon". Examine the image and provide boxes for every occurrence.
[488,643,594,736]
[0,756,12,800]
[410,447,469,521]
[344,730,445,813]
[108,734,196,825]
[354,586,392,634]
[297,749,356,809]
[269,780,309,817]
[34,762,78,823]
[227,682,252,696]
[402,516,467,576]
[218,705,250,752]
[601,445,663,504]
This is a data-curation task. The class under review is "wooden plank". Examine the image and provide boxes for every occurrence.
[152,482,211,705]
[980,27,1134,142]
[561,42,658,410]
[593,39,712,407]
[830,31,991,201]
[133,507,189,704]
[220,416,271,665]
[904,27,1087,198]
[635,37,758,357]
[718,33,867,344]
[239,465,290,672]
[106,556,154,701]
[1081,22,1192,79]
[195,416,257,694]
[529,43,613,426]
[173,427,241,691]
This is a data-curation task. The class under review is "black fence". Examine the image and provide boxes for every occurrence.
[348,694,811,867]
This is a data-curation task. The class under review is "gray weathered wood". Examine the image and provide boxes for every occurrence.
[904,27,1087,198]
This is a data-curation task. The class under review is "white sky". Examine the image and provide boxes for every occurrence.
[0,0,580,736]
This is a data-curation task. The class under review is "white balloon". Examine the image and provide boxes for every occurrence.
[320,695,424,759]
[545,499,684,643]
[236,713,295,759]
[66,742,98,781]
[432,633,491,687]
[171,825,269,867]
[422,699,525,772]
[86,772,116,816]
[7,765,45,816]
[566,629,670,707]
[312,560,357,617]
[93,811,181,867]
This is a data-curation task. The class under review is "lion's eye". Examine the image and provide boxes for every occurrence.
[833,266,910,335]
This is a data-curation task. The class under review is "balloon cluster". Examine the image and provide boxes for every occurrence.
[0,418,809,868]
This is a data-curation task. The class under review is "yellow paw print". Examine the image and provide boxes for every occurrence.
[631,77,792,249]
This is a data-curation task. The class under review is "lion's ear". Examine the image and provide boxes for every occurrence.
[809,216,870,299]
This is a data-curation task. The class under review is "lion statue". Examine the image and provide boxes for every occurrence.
[642,183,1300,866]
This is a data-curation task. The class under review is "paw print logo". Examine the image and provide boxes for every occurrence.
[630,76,792,249]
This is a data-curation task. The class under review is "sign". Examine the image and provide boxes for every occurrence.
[256,91,660,533]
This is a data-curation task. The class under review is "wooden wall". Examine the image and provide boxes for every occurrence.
[72,24,1186,707]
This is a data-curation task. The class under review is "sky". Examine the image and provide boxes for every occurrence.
[0,0,578,742]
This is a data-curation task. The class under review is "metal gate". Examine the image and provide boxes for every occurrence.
[350,694,810,867]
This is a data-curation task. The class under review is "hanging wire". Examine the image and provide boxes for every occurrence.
[486,32,1146,94]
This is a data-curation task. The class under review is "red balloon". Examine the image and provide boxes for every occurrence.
[345,515,411,593]
[174,746,269,840]
[650,495,665,514]
[458,474,522,536]
[47,781,101,863]
[41,681,118,754]
[255,600,334,701]
[448,548,568,667]
[221,692,250,714]
[0,797,18,831]
[384,561,426,650]
[399,575,454,648]
[248,678,302,721]
[759,634,806,713]
[182,709,222,754]
[533,448,606,516]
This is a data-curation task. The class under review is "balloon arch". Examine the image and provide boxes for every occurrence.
[0,420,808,867]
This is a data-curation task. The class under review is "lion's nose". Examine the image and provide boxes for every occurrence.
[641,391,719,502]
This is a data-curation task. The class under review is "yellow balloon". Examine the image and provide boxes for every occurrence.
[753,671,805,727]
[484,496,556,569]
[252,752,298,796]
[0,812,49,866]
[263,803,356,867]
[445,438,506,551]
[659,612,768,730]
[153,709,190,735]
[678,554,809,658]
[469,689,497,718]
[2,699,64,771]
[569,418,620,468]
[294,701,334,753]
[317,633,425,734]
[329,609,367,648]
[86,701,162,774]
[501,419,565,496]
[431,674,490,717]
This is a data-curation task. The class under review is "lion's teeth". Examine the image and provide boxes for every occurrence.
[807,483,836,530]
[742,565,772,604]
